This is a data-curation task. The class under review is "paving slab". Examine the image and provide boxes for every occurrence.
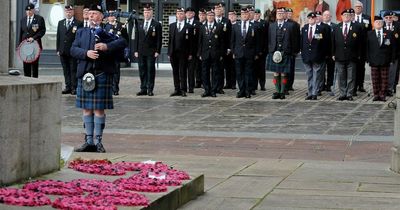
[179,196,258,210]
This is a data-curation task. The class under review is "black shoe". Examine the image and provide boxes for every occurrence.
[387,91,393,97]
[223,85,230,89]
[71,90,77,95]
[347,96,354,101]
[318,92,322,96]
[148,91,154,96]
[305,95,313,100]
[195,84,202,88]
[201,92,210,97]
[236,93,245,98]
[74,143,96,152]
[211,93,217,97]
[358,87,366,92]
[284,90,289,95]
[217,90,225,94]
[325,87,332,92]
[245,93,251,98]
[188,89,194,93]
[272,92,280,99]
[170,91,181,97]
[96,143,106,153]
[353,93,358,97]
[380,97,387,102]
[137,91,147,96]
[337,96,347,101]
[231,86,237,90]
[181,91,187,97]
[373,96,380,101]
[113,91,119,96]
[280,93,286,99]
[260,87,266,91]
[251,90,256,95]
[311,95,318,100]
[288,87,294,91]
[62,89,71,94]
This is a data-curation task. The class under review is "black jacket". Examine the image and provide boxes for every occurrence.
[56,18,82,56]
[197,22,224,60]
[216,16,232,51]
[267,21,297,56]
[332,22,363,62]
[231,21,261,59]
[133,19,162,56]
[20,14,46,49]
[366,29,396,67]
[168,22,194,56]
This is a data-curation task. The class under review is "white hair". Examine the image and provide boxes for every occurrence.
[354,0,363,7]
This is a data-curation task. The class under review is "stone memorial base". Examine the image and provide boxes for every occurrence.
[391,147,400,173]
[392,85,400,174]
[0,76,62,186]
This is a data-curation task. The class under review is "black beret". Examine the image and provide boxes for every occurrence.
[83,4,90,10]
[228,10,236,14]
[89,4,103,13]
[307,12,317,18]
[384,11,394,17]
[255,9,261,14]
[207,10,215,15]
[25,3,35,10]
[247,6,255,12]
[374,16,383,21]
[241,7,249,13]
[65,5,73,10]
[214,3,224,8]
[349,8,355,14]
[198,8,207,14]
[276,7,286,12]
[315,11,322,16]
[143,4,153,11]
[394,12,400,17]
[176,8,185,13]
[286,8,293,12]
[185,7,195,12]
[341,9,351,15]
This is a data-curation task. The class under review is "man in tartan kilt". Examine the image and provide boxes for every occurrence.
[267,7,297,99]
[367,16,396,102]
[70,4,127,153]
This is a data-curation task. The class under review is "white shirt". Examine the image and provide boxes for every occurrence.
[207,21,214,30]
[144,19,151,31]
[355,14,362,23]
[308,24,316,38]
[84,20,89,27]
[187,18,194,25]
[386,23,393,31]
[177,21,185,31]
[216,17,222,23]
[27,15,34,26]
[66,18,74,27]
[241,20,249,33]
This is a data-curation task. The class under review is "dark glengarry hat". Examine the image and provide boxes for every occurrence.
[207,9,215,16]
[89,4,103,13]
[349,8,355,14]
[247,5,255,12]
[374,16,383,21]
[394,12,400,18]
[286,8,293,12]
[228,10,236,15]
[276,7,286,12]
[307,12,317,18]
[384,11,394,17]
[255,9,261,14]
[241,7,249,13]
[341,9,352,15]
[315,11,322,16]
[185,7,195,13]
[65,5,73,10]
[25,3,35,10]
[214,3,224,9]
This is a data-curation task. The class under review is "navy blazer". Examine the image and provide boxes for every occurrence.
[133,19,162,56]
[301,24,329,64]
[56,18,82,56]
[20,14,46,49]
[366,30,396,66]
[267,21,297,56]
[332,22,363,62]
[231,21,261,59]
[70,27,127,78]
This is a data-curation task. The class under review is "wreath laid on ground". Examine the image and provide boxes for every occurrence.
[0,158,190,209]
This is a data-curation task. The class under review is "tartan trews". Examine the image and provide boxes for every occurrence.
[371,66,389,98]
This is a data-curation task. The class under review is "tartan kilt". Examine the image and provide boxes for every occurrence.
[266,53,291,73]
[76,73,114,110]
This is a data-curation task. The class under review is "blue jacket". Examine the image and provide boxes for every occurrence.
[300,24,329,64]
[70,27,127,78]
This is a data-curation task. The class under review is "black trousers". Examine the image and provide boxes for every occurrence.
[23,59,39,78]
[325,57,335,89]
[218,54,230,91]
[112,63,121,93]
[195,58,202,87]
[287,55,296,89]
[201,56,220,94]
[235,57,254,95]
[171,51,188,92]
[254,56,266,90]
[60,55,77,91]
[138,55,156,92]
[224,54,236,88]
[187,57,198,91]
[355,59,366,90]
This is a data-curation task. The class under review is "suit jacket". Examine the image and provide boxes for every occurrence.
[332,22,363,62]
[56,18,82,56]
[70,27,128,78]
[133,19,162,56]
[300,24,329,64]
[216,16,232,51]
[267,21,297,56]
[186,19,201,53]
[20,14,46,49]
[356,14,372,31]
[366,30,396,66]
[231,21,261,59]
[253,19,269,56]
[197,23,224,60]
[384,22,400,57]
[286,19,301,53]
[168,22,194,56]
